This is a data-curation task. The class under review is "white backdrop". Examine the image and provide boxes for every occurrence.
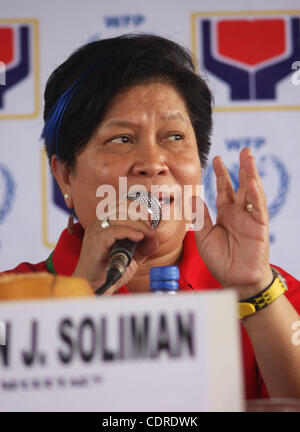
[0,0,300,279]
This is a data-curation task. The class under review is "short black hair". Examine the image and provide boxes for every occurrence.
[43,33,213,169]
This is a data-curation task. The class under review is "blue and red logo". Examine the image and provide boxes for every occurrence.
[0,26,30,107]
[0,20,39,118]
[192,11,300,108]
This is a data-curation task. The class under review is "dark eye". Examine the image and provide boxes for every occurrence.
[167,134,183,141]
[111,136,131,144]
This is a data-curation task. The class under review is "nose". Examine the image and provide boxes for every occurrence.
[131,142,169,179]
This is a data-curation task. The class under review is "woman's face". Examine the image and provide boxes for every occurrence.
[66,82,202,252]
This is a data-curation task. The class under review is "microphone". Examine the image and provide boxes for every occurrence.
[95,192,162,295]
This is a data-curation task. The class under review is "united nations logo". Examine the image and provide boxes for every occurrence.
[0,163,15,223]
[204,154,289,220]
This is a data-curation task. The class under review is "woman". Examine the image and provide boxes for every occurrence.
[2,34,300,401]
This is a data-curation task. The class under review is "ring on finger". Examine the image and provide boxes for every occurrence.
[246,202,253,213]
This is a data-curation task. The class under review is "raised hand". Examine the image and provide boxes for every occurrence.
[194,147,273,299]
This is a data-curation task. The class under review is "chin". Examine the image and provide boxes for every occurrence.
[156,220,187,244]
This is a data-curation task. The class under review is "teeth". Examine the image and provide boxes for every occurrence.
[159,197,170,204]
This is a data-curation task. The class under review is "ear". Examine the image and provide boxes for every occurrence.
[51,155,74,209]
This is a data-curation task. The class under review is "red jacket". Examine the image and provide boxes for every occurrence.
[3,223,300,400]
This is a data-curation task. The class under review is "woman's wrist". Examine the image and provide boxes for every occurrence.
[238,266,288,320]
[235,266,274,301]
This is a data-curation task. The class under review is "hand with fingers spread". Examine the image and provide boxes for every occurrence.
[194,147,273,299]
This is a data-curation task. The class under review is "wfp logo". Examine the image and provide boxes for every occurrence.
[193,12,300,108]
[204,139,289,233]
[0,163,16,224]
[103,14,146,28]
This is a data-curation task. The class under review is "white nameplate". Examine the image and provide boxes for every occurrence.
[0,291,244,411]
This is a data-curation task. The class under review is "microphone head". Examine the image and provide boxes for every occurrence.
[127,192,162,229]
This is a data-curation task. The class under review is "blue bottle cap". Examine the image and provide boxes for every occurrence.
[150,265,180,281]
[150,266,179,292]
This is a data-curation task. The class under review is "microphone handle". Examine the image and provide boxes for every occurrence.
[95,239,138,295]
[110,238,138,263]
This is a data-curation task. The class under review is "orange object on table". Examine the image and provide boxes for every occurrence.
[0,272,94,301]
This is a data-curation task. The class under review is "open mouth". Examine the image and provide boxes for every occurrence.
[126,190,175,217]
[157,193,175,208]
